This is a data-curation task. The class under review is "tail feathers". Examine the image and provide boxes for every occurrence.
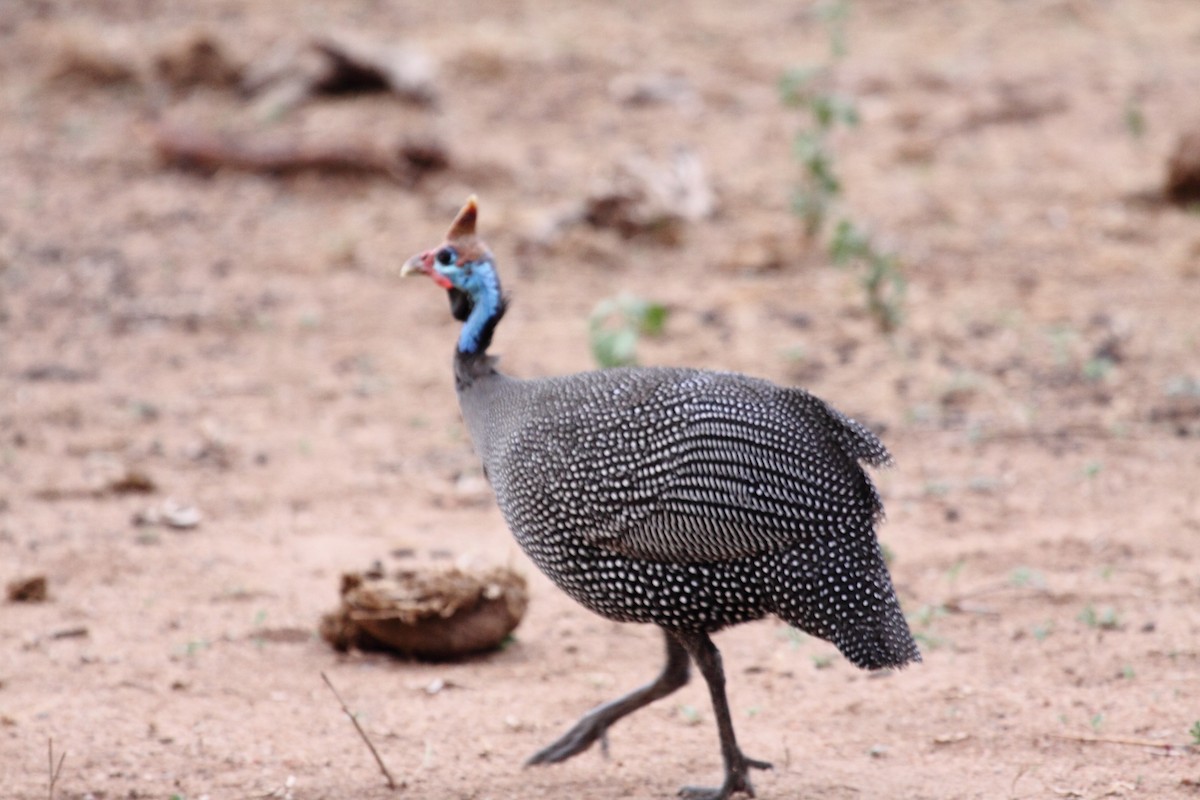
[772,554,921,671]
[784,388,893,468]
[774,590,921,671]
[822,402,893,468]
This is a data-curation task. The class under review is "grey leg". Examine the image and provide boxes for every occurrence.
[671,629,772,800]
[526,628,691,765]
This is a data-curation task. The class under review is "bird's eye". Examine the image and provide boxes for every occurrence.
[436,247,457,266]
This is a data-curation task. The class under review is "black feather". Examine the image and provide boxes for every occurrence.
[448,288,472,321]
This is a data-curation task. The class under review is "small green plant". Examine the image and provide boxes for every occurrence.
[128,400,160,422]
[1032,621,1054,642]
[1123,95,1146,140]
[1047,324,1076,367]
[923,480,952,497]
[181,639,210,656]
[1078,605,1121,630]
[818,0,851,57]
[1189,720,1200,745]
[911,630,944,650]
[1090,713,1105,732]
[965,424,986,445]
[1082,355,1115,382]
[779,344,808,363]
[780,67,858,237]
[588,294,669,368]
[830,220,906,332]
[908,603,949,650]
[298,310,324,330]
[678,705,702,726]
[134,530,161,546]
[967,475,1000,494]
[250,609,269,648]
[780,0,905,333]
[911,603,948,628]
[811,654,834,670]
[780,626,807,650]
[1010,567,1046,589]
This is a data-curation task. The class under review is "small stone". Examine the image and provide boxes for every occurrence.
[162,500,202,529]
[1166,128,1200,204]
[6,575,48,603]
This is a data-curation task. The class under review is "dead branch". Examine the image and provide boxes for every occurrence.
[938,580,1054,616]
[320,671,402,790]
[48,626,89,640]
[1048,733,1196,752]
[149,124,447,185]
[941,599,1001,617]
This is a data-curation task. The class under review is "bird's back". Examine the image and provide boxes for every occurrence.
[458,364,919,669]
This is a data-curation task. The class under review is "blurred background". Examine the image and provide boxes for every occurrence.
[2,1,1198,798]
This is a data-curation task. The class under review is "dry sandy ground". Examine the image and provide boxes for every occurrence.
[2,1,1200,798]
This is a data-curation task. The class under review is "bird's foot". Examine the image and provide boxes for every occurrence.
[525,711,612,766]
[677,754,772,800]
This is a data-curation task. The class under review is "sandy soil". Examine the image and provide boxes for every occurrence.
[3,1,1200,798]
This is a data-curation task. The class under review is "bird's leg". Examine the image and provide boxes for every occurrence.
[671,630,772,800]
[526,629,691,766]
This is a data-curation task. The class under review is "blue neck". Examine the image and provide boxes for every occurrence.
[457,265,503,355]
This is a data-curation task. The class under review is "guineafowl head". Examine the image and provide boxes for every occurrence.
[402,196,508,355]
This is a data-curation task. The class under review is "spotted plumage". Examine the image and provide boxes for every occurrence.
[402,197,919,800]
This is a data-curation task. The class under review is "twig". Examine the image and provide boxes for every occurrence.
[1009,763,1031,800]
[47,739,66,800]
[320,671,401,790]
[48,626,90,640]
[941,599,1001,617]
[940,581,1056,615]
[1049,733,1196,752]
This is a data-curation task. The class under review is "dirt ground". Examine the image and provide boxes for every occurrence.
[3,1,1200,798]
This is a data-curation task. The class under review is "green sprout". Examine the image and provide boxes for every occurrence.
[589,295,669,368]
[1077,605,1121,631]
[779,1,905,333]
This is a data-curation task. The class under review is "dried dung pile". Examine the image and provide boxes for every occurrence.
[321,560,528,660]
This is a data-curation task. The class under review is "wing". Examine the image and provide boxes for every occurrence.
[493,369,891,565]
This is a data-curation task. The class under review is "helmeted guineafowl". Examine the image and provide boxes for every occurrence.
[401,197,920,800]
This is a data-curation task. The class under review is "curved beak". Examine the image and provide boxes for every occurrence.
[400,250,454,288]
[400,251,432,277]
